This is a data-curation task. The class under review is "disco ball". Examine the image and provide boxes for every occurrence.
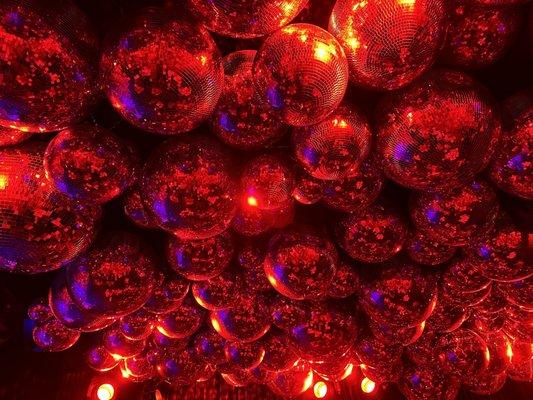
[0,143,100,274]
[100,8,223,135]
[253,23,349,126]
[376,69,501,191]
[189,0,309,38]
[329,0,446,90]
[0,0,98,132]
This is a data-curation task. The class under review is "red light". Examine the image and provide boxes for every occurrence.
[96,383,114,400]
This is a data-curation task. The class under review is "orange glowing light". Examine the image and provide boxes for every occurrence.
[346,37,361,50]
[398,0,416,10]
[211,316,221,333]
[361,377,376,393]
[154,389,164,400]
[0,175,8,190]
[247,196,258,207]
[96,383,115,400]
[314,381,328,398]
[506,342,513,361]
[303,370,314,392]
[340,363,354,380]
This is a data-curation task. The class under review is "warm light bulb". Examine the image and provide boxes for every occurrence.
[96,383,114,400]
[247,196,258,207]
[361,377,376,393]
[314,381,328,398]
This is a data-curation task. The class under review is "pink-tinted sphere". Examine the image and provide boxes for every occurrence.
[86,345,118,372]
[166,231,233,281]
[440,2,522,69]
[442,257,491,295]
[260,330,299,372]
[0,143,100,274]
[33,317,80,352]
[508,338,533,382]
[141,136,236,239]
[292,103,371,179]
[499,278,533,310]
[103,329,146,359]
[156,298,205,339]
[467,371,507,395]
[426,292,469,333]
[120,309,154,340]
[193,327,226,365]
[328,256,360,299]
[156,347,206,385]
[335,203,408,263]
[44,124,138,204]
[489,90,533,200]
[27,298,53,323]
[376,70,501,191]
[270,295,312,331]
[359,261,437,327]
[410,180,499,246]
[264,226,337,300]
[66,233,156,317]
[144,275,189,314]
[237,240,271,292]
[405,230,456,266]
[0,0,98,132]
[123,186,157,229]
[369,317,426,346]
[329,0,446,90]
[100,9,223,135]
[224,340,265,370]
[355,331,402,371]
[267,361,314,398]
[0,127,32,147]
[253,23,349,126]
[189,0,309,38]
[399,361,461,400]
[210,50,287,149]
[292,168,325,205]
[192,269,242,311]
[124,351,155,379]
[322,156,384,212]
[466,217,533,282]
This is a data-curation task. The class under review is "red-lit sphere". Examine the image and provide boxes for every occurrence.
[376,70,501,191]
[224,340,265,370]
[368,317,426,345]
[426,292,469,333]
[264,226,337,300]
[103,329,146,358]
[0,143,100,274]
[359,261,437,327]
[410,180,499,246]
[123,186,157,229]
[400,361,461,400]
[288,301,357,361]
[240,154,294,211]
[355,331,402,371]
[313,349,356,381]
[192,269,242,310]
[436,329,489,380]
[141,136,236,239]
[192,327,226,365]
[267,361,314,398]
[499,278,533,310]
[156,347,206,385]
[124,351,155,379]
[489,90,533,200]
[335,203,408,263]
[210,50,287,150]
[270,295,312,331]
[190,0,308,38]
[440,2,521,69]
[442,257,491,295]
[0,0,98,132]
[120,309,154,340]
[144,275,189,314]
[219,364,253,387]
[329,0,446,90]
[405,230,456,266]
[44,124,138,204]
[466,217,533,282]
[467,372,507,395]
[210,294,271,342]
[322,157,384,212]
[253,23,348,126]
[32,317,80,352]
[66,233,156,317]
[237,240,271,292]
[292,168,325,205]
[100,9,223,135]
[508,338,533,382]
[0,127,32,147]
[156,298,205,339]
[166,231,233,281]
[328,256,360,299]
[292,103,371,180]
[260,330,299,372]
[27,298,54,324]
[85,345,118,372]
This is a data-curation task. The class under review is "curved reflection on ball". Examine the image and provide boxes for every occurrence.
[377,70,501,191]
[0,143,100,274]
[0,0,98,132]
[210,50,287,150]
[292,103,371,180]
[123,185,157,229]
[100,9,223,135]
[0,127,32,147]
[44,124,138,204]
[253,23,348,126]
[141,135,236,239]
[33,317,80,352]
[86,345,118,372]
[405,230,456,266]
[329,0,446,90]
[189,0,308,38]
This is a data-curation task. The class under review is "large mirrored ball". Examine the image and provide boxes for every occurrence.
[0,127,32,147]
[329,0,446,90]
[44,124,138,204]
[210,50,287,150]
[33,316,80,352]
[86,345,118,372]
[0,143,100,274]
[335,203,408,263]
[0,0,98,132]
[292,103,371,180]
[155,298,205,339]
[489,90,533,200]
[410,180,499,246]
[144,275,189,314]
[166,231,233,281]
[265,226,337,300]
[141,136,236,239]
[260,330,299,372]
[253,23,349,126]
[440,1,522,69]
[376,70,501,191]
[100,9,223,135]
[103,329,146,359]
[189,0,308,38]
[66,233,156,317]
[359,261,437,327]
